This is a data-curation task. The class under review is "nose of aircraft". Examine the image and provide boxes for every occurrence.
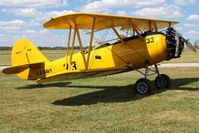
[165,27,196,60]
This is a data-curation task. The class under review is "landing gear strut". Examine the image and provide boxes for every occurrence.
[135,64,171,95]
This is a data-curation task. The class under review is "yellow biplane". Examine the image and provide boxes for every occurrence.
[2,13,196,94]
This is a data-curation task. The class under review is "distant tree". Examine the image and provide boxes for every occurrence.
[0,46,12,50]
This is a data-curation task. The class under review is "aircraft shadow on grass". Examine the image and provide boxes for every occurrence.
[15,78,199,106]
[15,82,72,89]
[51,78,199,106]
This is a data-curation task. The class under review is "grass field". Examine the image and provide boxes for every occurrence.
[0,49,199,66]
[0,49,199,132]
[0,67,199,132]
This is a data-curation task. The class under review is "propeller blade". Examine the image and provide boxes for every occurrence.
[180,36,197,52]
[170,27,197,52]
[184,40,197,52]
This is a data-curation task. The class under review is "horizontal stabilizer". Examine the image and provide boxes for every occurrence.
[2,65,29,74]
[2,62,44,74]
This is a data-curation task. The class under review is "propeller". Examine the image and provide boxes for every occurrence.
[173,28,197,52]
[167,27,197,58]
[181,38,197,52]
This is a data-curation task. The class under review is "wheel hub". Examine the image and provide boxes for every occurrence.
[137,82,148,94]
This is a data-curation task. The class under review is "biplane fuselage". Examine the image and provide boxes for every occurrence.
[32,33,167,83]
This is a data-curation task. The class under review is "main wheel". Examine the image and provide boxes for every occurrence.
[155,74,171,89]
[135,78,151,95]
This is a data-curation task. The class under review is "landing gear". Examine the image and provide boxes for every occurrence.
[155,74,171,89]
[135,78,151,94]
[135,64,171,95]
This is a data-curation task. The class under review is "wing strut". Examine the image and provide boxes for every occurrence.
[87,17,96,69]
[66,26,72,64]
[148,21,152,31]
[111,27,125,45]
[65,17,96,70]
[76,24,87,69]
[69,26,76,64]
[152,22,158,32]
[130,21,144,41]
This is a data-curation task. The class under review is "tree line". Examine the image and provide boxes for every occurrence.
[0,46,81,50]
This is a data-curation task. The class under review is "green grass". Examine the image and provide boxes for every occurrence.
[0,50,11,66]
[0,67,199,132]
[0,49,198,66]
[0,49,199,132]
[163,49,199,63]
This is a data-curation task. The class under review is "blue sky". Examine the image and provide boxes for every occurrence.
[0,0,199,47]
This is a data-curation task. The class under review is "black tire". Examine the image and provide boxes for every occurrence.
[135,78,151,95]
[155,74,171,89]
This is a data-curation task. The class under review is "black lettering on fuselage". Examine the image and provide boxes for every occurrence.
[65,61,77,70]
[36,69,52,76]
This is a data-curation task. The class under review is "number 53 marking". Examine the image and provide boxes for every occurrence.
[146,37,154,44]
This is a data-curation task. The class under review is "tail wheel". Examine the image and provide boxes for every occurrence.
[155,74,171,89]
[135,78,151,95]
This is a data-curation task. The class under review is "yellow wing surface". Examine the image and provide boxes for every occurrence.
[43,12,179,31]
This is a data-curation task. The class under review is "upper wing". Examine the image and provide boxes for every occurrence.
[43,12,179,31]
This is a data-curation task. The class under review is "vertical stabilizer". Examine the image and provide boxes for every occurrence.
[9,38,49,80]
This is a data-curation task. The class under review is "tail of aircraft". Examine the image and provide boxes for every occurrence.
[3,38,49,80]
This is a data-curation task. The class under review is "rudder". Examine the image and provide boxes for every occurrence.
[12,38,48,66]
[11,38,49,80]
